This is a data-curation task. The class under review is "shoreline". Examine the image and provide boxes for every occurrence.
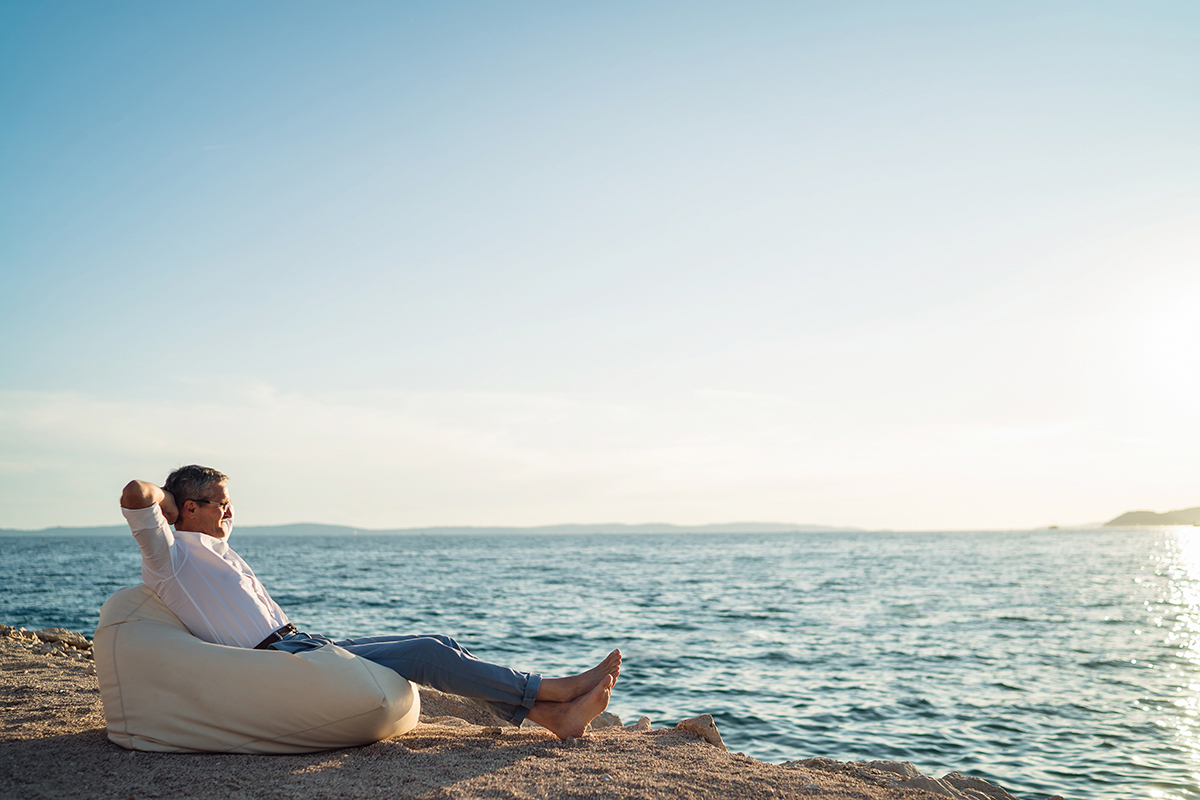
[0,624,1056,800]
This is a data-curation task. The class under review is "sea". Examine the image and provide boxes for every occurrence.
[1,526,1195,800]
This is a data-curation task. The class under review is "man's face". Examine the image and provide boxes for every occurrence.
[189,482,234,539]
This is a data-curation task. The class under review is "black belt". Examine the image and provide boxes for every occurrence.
[254,623,297,650]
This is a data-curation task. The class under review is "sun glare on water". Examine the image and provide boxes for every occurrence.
[1155,528,1200,797]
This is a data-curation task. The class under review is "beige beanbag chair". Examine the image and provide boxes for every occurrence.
[94,585,419,753]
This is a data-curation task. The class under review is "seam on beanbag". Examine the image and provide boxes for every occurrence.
[109,621,129,742]
[107,588,157,742]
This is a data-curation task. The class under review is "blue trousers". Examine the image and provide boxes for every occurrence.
[268,632,542,725]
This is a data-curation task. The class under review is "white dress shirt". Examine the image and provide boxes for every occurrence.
[123,504,289,648]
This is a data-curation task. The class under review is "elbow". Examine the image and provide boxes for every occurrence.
[120,480,153,510]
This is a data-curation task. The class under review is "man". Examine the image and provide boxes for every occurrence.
[120,464,619,740]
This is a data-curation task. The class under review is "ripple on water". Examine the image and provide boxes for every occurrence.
[4,529,1200,800]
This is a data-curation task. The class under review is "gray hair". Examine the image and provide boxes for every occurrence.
[164,465,229,505]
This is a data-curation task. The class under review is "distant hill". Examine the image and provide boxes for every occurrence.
[1105,507,1200,526]
[0,521,858,537]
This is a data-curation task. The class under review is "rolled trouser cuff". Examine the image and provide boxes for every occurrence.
[510,673,541,725]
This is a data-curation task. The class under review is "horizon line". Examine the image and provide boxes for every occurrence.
[1,519,1131,535]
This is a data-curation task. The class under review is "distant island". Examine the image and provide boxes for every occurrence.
[1105,506,1200,526]
[0,521,860,537]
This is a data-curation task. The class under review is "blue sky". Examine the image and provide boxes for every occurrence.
[2,2,1199,529]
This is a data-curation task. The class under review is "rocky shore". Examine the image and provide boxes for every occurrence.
[0,624,1055,800]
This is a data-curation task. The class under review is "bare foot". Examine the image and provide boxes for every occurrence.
[525,674,614,740]
[536,649,621,703]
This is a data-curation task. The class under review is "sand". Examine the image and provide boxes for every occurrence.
[0,627,1053,800]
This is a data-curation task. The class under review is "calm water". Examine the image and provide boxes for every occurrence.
[2,527,1196,800]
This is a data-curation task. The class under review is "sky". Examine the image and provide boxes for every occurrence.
[2,2,1199,531]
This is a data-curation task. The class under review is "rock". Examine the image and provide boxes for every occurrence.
[675,714,726,749]
[861,762,960,798]
[0,624,92,648]
[626,716,652,732]
[425,716,474,728]
[86,664,97,676]
[418,687,507,726]
[864,761,921,780]
[35,628,91,650]
[941,771,1023,800]
[849,762,1017,800]
[904,775,957,797]
[786,758,1024,800]
[588,711,623,730]
[28,640,74,657]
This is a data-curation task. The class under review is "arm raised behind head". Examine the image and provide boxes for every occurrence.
[120,480,179,525]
